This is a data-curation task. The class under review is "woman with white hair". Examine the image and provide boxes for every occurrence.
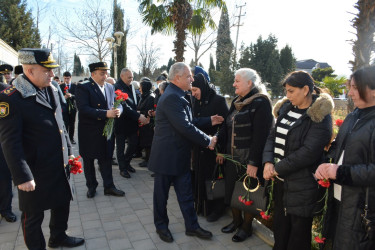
[216,68,273,242]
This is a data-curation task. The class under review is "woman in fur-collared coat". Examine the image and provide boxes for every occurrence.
[263,71,333,250]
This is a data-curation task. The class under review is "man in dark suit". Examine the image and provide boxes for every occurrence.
[0,48,84,249]
[148,62,217,243]
[0,82,16,223]
[75,62,125,199]
[114,68,148,178]
[60,71,77,144]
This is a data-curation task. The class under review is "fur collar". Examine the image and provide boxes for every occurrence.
[273,92,334,123]
[13,75,57,98]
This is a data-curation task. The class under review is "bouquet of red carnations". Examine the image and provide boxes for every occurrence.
[68,155,83,174]
[103,89,128,140]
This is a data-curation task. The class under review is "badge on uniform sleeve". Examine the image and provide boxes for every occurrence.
[0,102,9,118]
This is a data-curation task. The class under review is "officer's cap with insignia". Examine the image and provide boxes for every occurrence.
[89,62,110,72]
[18,48,59,69]
[0,64,13,74]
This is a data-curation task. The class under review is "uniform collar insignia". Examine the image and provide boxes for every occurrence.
[13,75,57,98]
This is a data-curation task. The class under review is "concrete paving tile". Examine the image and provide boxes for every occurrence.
[131,238,156,250]
[98,206,116,215]
[122,221,143,232]
[80,212,100,221]
[120,214,139,224]
[85,237,109,250]
[109,238,132,250]
[0,242,15,250]
[178,240,202,249]
[154,241,181,249]
[134,208,152,217]
[102,221,122,231]
[82,219,102,230]
[105,229,128,240]
[250,243,273,250]
[0,232,17,243]
[83,227,106,239]
[169,222,185,233]
[127,228,149,242]
[138,214,153,225]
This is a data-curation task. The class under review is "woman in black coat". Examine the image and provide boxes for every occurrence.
[191,73,228,221]
[137,78,155,167]
[217,68,273,242]
[263,71,333,250]
[315,66,375,250]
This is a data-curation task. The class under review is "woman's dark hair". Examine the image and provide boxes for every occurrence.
[350,65,375,102]
[282,71,321,95]
[140,78,152,95]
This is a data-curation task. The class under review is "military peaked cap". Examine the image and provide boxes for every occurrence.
[0,64,13,74]
[18,48,59,69]
[89,62,109,72]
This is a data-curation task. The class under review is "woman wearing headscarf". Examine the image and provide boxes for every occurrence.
[263,71,333,249]
[315,66,375,250]
[137,78,155,167]
[191,73,228,222]
[216,68,273,242]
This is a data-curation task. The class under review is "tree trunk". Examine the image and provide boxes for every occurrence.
[171,0,192,62]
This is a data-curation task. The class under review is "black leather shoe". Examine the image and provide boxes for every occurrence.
[138,161,148,167]
[48,236,84,248]
[104,187,125,197]
[127,166,136,173]
[70,139,76,144]
[221,221,241,234]
[87,189,96,198]
[156,228,173,243]
[232,228,252,242]
[1,211,17,222]
[111,159,118,165]
[151,173,155,177]
[186,227,212,239]
[120,170,131,178]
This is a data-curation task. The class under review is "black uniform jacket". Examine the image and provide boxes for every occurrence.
[114,79,140,136]
[0,83,11,180]
[76,78,121,159]
[59,82,77,110]
[0,76,72,213]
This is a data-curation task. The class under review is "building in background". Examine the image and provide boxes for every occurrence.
[0,39,18,66]
[296,59,331,74]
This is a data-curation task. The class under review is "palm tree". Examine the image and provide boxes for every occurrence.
[350,0,375,71]
[348,0,375,111]
[138,0,227,62]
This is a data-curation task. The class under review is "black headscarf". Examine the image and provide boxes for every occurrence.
[140,78,152,98]
[192,73,214,105]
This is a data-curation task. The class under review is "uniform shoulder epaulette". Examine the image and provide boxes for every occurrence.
[1,86,17,96]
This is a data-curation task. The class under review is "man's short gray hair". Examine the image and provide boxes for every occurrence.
[168,62,188,81]
[120,68,132,75]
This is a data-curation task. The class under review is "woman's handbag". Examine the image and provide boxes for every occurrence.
[205,164,225,200]
[230,176,268,215]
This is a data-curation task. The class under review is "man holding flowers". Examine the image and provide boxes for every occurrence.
[0,48,84,249]
[75,62,125,199]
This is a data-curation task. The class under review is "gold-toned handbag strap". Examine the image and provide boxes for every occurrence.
[242,175,260,192]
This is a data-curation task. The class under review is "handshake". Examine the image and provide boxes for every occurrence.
[208,136,217,150]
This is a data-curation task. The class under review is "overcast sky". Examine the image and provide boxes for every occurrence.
[31,0,358,78]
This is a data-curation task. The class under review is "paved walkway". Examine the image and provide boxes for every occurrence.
[0,142,272,250]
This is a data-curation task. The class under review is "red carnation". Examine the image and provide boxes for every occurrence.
[335,119,343,127]
[244,200,253,206]
[314,236,326,244]
[260,211,271,220]
[318,179,330,188]
[154,104,157,108]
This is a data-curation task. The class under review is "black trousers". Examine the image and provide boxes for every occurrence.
[273,180,313,250]
[67,110,76,140]
[0,178,12,214]
[21,202,70,250]
[82,157,114,190]
[153,171,199,231]
[115,133,138,171]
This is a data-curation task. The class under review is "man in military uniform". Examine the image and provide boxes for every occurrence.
[9,65,23,85]
[75,62,125,198]
[0,48,84,249]
[0,64,13,84]
[0,81,16,223]
[60,71,77,144]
